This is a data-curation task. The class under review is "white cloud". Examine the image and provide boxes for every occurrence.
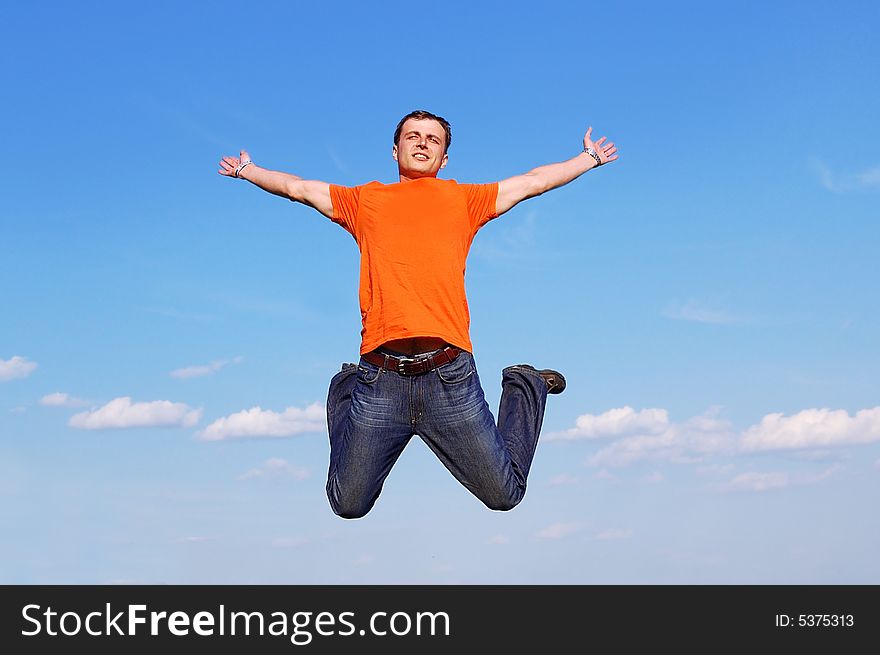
[587,407,736,467]
[9,406,27,414]
[272,536,309,547]
[326,144,352,175]
[695,463,735,476]
[856,166,880,187]
[546,406,669,441]
[813,159,836,191]
[812,158,880,192]
[175,536,215,544]
[40,392,89,408]
[663,300,737,324]
[720,464,841,493]
[0,356,38,381]
[557,404,880,467]
[472,211,540,261]
[170,356,244,379]
[535,522,581,540]
[741,407,880,451]
[643,472,664,484]
[807,464,843,483]
[791,449,846,462]
[198,403,325,441]
[238,458,310,481]
[137,306,215,322]
[597,528,634,541]
[69,397,202,430]
[723,471,790,492]
[548,473,578,486]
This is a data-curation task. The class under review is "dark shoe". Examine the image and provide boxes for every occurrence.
[512,364,566,394]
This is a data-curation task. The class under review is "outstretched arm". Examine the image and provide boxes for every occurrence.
[218,150,334,219]
[495,127,618,216]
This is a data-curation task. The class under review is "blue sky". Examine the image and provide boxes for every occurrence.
[2,0,878,583]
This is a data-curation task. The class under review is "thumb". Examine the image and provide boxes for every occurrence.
[240,149,251,161]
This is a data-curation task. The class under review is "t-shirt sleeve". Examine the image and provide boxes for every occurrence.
[462,182,499,231]
[329,184,361,236]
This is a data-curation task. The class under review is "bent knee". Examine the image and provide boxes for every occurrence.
[483,496,521,512]
[327,483,375,519]
[478,484,523,512]
[330,496,375,519]
[333,505,372,520]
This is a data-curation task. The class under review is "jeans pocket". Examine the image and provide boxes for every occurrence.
[356,359,382,384]
[436,353,475,384]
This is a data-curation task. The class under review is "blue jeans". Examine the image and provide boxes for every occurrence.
[325,351,549,518]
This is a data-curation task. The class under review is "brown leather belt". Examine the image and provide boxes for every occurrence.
[362,346,462,376]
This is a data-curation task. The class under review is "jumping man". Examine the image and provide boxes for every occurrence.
[218,110,617,518]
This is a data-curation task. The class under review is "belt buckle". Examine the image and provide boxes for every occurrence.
[397,357,416,375]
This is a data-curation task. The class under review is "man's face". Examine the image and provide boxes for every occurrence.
[392,118,449,179]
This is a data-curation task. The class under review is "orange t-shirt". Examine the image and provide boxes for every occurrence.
[329,177,499,354]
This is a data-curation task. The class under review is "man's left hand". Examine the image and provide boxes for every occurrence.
[583,127,618,166]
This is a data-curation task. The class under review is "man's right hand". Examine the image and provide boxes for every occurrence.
[217,149,334,218]
[218,150,252,178]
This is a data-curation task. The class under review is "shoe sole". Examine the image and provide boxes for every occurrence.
[538,369,566,394]
[509,365,566,394]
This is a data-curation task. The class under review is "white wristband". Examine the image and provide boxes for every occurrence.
[584,146,602,167]
[234,160,253,178]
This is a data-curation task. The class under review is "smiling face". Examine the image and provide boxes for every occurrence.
[392,117,449,181]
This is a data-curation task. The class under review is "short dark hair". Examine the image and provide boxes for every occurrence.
[393,110,452,152]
